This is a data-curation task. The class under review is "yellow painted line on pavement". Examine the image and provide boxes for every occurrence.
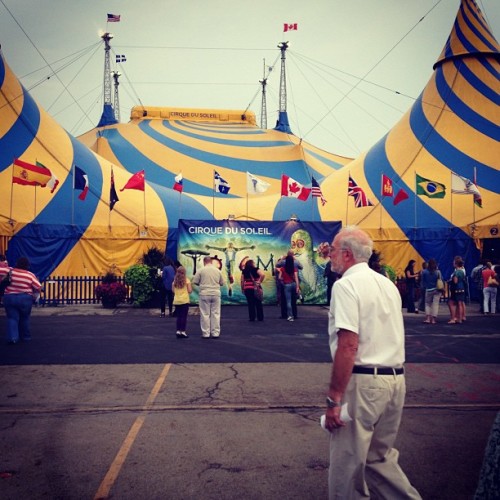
[94,363,171,500]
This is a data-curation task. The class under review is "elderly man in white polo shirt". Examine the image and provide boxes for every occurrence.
[325,226,421,499]
[192,256,225,338]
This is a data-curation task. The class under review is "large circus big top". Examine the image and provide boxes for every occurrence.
[0,0,499,281]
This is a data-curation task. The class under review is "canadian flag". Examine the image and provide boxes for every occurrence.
[281,174,311,201]
[283,23,298,32]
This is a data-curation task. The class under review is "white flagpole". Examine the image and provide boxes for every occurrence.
[72,164,75,225]
[143,174,147,227]
[346,172,350,227]
[450,171,453,226]
[10,160,14,222]
[213,169,217,220]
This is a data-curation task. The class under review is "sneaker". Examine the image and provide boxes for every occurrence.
[287,316,294,322]
[201,335,210,339]
[178,331,188,338]
[160,312,165,318]
[176,331,182,337]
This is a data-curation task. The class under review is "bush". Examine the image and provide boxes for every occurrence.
[124,264,155,306]
[95,272,127,306]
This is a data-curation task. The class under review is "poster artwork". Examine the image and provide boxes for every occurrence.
[177,220,341,305]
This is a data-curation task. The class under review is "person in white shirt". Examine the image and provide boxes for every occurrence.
[324,226,421,500]
[192,256,225,338]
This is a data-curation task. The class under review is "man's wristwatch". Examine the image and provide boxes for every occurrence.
[326,396,342,408]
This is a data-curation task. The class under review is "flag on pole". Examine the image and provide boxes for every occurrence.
[173,173,183,193]
[416,174,446,198]
[115,55,127,63]
[348,175,373,207]
[110,168,119,211]
[393,188,409,206]
[311,176,327,205]
[214,171,230,194]
[36,161,59,193]
[246,172,270,194]
[281,174,311,201]
[381,174,393,197]
[74,166,89,200]
[451,172,482,208]
[107,13,121,22]
[473,169,482,208]
[121,170,145,191]
[13,159,51,187]
[284,23,298,32]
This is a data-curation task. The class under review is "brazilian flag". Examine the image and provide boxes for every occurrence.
[416,174,446,198]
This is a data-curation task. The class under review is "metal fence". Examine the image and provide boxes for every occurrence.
[40,276,131,306]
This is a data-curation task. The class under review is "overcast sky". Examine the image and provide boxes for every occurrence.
[1,0,499,158]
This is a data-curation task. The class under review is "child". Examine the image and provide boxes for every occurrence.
[172,266,192,338]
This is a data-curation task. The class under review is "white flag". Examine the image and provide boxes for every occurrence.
[246,171,270,194]
[451,172,481,196]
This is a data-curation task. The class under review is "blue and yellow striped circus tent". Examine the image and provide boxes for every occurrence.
[1,0,498,282]
[321,0,499,278]
[0,58,350,279]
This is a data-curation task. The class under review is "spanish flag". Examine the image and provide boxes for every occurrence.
[13,159,51,187]
[416,174,446,199]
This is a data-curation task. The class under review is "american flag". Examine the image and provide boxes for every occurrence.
[107,13,121,22]
[348,175,373,208]
[311,176,327,205]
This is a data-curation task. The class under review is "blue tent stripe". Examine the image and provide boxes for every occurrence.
[0,86,41,172]
[138,121,315,183]
[410,96,500,193]
[453,58,500,103]
[161,120,291,147]
[435,67,499,140]
[460,1,499,52]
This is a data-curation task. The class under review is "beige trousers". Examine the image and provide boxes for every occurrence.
[329,373,421,499]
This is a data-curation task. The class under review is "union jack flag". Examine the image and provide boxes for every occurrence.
[348,175,373,208]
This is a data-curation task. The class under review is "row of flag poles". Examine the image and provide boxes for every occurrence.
[8,158,483,225]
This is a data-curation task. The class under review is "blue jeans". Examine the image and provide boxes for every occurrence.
[283,283,295,318]
[3,293,33,342]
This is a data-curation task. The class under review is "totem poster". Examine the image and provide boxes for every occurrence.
[177,219,341,305]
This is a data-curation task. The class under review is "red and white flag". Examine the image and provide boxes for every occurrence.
[281,174,311,201]
[283,23,298,32]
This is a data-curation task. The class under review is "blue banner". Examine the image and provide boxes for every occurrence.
[177,219,341,305]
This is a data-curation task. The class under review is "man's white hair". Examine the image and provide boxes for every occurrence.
[336,226,373,263]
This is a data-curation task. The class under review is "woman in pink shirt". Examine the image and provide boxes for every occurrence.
[0,256,41,344]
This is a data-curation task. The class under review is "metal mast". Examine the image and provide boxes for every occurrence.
[278,42,288,112]
[259,59,268,129]
[97,32,118,127]
[112,71,121,123]
[274,41,292,133]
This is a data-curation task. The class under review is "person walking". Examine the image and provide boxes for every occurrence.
[404,259,418,313]
[482,262,498,315]
[192,256,225,338]
[160,256,176,317]
[448,256,466,324]
[172,266,192,338]
[0,256,42,344]
[324,226,421,500]
[422,258,442,324]
[278,251,300,322]
[240,259,265,322]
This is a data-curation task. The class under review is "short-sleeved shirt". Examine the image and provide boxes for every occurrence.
[173,279,191,305]
[192,264,225,296]
[328,262,405,367]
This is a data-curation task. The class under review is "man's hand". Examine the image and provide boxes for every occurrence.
[324,406,345,432]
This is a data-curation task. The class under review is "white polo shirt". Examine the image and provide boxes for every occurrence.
[328,262,405,367]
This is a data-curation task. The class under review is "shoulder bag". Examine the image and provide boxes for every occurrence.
[0,269,12,294]
[251,274,263,301]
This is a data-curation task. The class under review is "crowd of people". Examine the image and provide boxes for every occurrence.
[3,230,499,498]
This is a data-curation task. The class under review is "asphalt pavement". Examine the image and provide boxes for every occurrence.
[0,302,499,499]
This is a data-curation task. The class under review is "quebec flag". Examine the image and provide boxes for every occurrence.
[214,171,230,194]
